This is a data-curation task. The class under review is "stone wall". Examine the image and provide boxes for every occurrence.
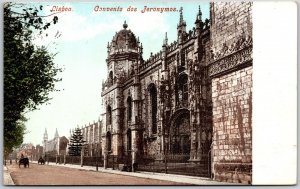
[140,71,162,157]
[212,67,252,183]
[98,2,252,182]
[210,2,252,61]
[210,2,252,184]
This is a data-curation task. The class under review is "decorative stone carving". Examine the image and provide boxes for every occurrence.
[209,45,252,77]
[213,33,252,60]
[114,61,124,75]
[130,63,135,75]
[116,69,126,83]
[201,130,207,143]
[204,18,210,29]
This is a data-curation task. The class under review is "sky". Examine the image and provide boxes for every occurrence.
[19,1,210,146]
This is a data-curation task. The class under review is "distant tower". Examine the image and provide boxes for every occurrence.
[43,128,48,154]
[54,128,60,155]
[54,128,59,138]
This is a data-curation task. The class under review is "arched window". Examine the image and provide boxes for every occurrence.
[106,106,112,125]
[127,129,132,151]
[177,74,188,106]
[127,97,132,122]
[94,126,99,143]
[106,132,112,152]
[148,84,157,134]
[109,71,113,85]
[181,52,185,67]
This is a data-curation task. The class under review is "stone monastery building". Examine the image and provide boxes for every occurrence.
[98,2,252,183]
[43,128,69,156]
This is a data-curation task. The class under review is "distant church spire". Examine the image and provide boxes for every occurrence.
[43,128,48,141]
[54,128,59,138]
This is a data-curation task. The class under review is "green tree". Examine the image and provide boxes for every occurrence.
[4,115,27,159]
[68,128,86,156]
[4,2,62,154]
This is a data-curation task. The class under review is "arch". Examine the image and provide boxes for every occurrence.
[127,96,132,122]
[106,131,112,152]
[169,109,190,129]
[106,105,112,126]
[169,109,190,154]
[148,83,157,134]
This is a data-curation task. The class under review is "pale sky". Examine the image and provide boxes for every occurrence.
[21,2,209,146]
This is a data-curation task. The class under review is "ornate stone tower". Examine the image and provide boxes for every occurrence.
[188,5,213,163]
[104,20,143,86]
[177,7,187,44]
[101,21,143,167]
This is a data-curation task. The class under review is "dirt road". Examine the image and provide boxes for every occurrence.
[6,162,188,185]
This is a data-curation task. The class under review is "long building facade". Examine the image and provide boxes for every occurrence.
[100,2,252,183]
[81,120,102,157]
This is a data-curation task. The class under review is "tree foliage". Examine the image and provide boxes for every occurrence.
[68,128,86,156]
[4,115,27,157]
[4,2,62,153]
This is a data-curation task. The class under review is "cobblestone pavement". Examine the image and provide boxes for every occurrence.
[5,162,189,185]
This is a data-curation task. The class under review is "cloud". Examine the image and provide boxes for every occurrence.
[121,7,170,37]
[33,3,171,47]
[32,4,118,45]
[26,3,173,144]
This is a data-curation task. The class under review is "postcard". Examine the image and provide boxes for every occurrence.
[2,0,297,186]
